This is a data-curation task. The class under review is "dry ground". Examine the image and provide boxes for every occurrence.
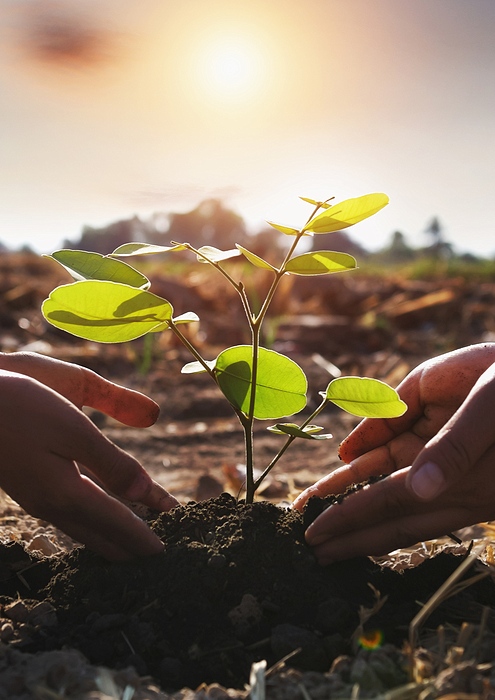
[1,251,495,698]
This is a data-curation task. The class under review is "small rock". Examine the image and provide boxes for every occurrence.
[29,601,58,628]
[207,553,227,569]
[5,600,29,623]
[228,594,263,635]
[26,534,59,556]
[0,621,14,641]
[271,624,328,670]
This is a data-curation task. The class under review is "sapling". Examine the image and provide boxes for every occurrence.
[42,193,407,503]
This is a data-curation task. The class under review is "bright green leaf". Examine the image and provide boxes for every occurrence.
[196,246,241,263]
[111,242,187,256]
[266,221,312,237]
[42,280,173,343]
[181,359,215,374]
[302,424,329,434]
[214,345,307,420]
[299,197,333,209]
[267,423,333,440]
[46,250,150,289]
[236,245,277,271]
[324,376,407,418]
[285,251,357,275]
[303,193,389,234]
[173,312,200,324]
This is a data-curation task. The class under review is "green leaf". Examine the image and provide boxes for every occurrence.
[214,345,307,420]
[284,251,357,275]
[266,221,312,237]
[111,242,187,256]
[181,359,216,374]
[196,246,241,263]
[324,376,407,418]
[46,250,150,289]
[303,193,389,234]
[299,197,333,209]
[267,423,333,440]
[236,245,277,271]
[173,312,200,324]
[42,280,174,343]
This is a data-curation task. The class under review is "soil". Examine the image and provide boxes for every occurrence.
[1,493,495,699]
[1,251,495,698]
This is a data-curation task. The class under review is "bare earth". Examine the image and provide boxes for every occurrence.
[1,251,495,698]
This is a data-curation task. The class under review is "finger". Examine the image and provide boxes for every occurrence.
[293,449,393,510]
[312,507,475,564]
[82,442,180,513]
[34,473,165,561]
[48,400,179,512]
[121,471,180,512]
[79,368,160,427]
[294,430,426,511]
[305,468,413,546]
[407,363,495,500]
[4,353,160,427]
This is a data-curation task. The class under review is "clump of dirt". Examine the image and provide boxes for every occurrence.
[1,494,493,694]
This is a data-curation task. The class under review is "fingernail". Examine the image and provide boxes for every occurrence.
[410,461,445,500]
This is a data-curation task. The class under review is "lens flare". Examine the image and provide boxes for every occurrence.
[358,629,384,650]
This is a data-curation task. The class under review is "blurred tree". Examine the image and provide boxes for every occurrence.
[380,230,415,262]
[65,216,150,255]
[245,226,288,261]
[164,199,247,250]
[423,216,454,259]
[425,216,442,246]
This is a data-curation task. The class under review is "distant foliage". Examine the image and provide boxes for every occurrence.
[63,200,249,257]
[54,201,494,273]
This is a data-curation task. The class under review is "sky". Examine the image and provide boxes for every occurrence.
[1,0,495,256]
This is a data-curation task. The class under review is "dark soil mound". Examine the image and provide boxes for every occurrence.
[0,494,493,693]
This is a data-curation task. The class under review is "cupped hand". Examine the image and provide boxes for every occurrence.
[293,343,495,563]
[0,353,179,560]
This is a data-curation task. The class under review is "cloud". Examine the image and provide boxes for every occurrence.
[10,2,121,69]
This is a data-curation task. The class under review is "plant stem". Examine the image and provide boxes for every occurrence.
[244,315,261,503]
[176,242,244,293]
[167,322,216,378]
[253,396,330,491]
[253,201,321,327]
[174,202,328,503]
[241,414,255,503]
[239,203,328,502]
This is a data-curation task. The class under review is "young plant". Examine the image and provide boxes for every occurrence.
[42,193,407,503]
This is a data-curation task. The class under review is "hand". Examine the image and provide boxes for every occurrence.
[0,353,179,560]
[293,343,495,563]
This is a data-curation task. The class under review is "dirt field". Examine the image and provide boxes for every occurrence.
[1,251,495,699]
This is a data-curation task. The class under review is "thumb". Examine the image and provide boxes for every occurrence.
[406,363,495,500]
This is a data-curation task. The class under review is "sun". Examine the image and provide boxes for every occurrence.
[196,36,263,102]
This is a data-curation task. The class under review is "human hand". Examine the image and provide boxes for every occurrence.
[0,351,159,427]
[293,343,495,563]
[0,353,179,560]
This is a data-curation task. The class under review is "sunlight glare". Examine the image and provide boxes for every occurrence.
[197,36,263,102]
